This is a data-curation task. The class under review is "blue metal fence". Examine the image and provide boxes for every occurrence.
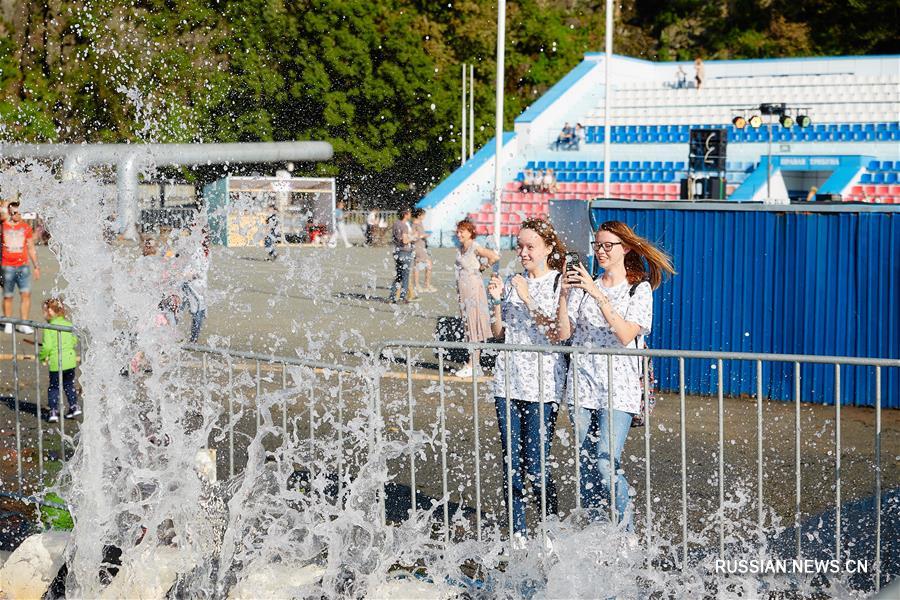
[588,201,900,407]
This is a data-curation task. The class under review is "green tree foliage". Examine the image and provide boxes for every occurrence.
[0,1,895,203]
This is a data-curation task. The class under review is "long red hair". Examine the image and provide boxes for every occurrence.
[598,221,675,289]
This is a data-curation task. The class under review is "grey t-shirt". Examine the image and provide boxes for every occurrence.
[392,220,411,252]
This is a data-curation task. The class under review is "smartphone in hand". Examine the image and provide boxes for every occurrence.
[565,252,581,274]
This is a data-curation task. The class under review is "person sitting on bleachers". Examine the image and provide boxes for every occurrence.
[675,65,687,89]
[541,169,557,194]
[573,123,586,150]
[521,169,535,193]
[554,123,574,150]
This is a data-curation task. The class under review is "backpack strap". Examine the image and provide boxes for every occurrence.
[553,272,562,292]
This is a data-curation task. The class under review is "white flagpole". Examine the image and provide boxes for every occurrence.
[469,63,475,160]
[493,1,506,252]
[462,63,468,165]
[602,0,613,199]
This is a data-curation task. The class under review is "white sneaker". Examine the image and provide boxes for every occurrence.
[16,324,33,334]
[2,323,11,334]
[511,532,528,551]
[453,365,473,378]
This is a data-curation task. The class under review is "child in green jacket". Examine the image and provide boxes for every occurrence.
[39,298,80,422]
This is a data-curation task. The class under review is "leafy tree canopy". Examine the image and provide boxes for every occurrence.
[0,0,895,204]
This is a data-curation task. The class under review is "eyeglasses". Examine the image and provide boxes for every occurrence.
[591,241,622,253]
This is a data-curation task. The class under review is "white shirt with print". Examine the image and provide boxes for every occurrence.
[564,279,653,413]
[493,270,566,404]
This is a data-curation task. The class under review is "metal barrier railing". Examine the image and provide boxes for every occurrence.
[372,339,898,592]
[0,317,83,497]
[2,330,896,592]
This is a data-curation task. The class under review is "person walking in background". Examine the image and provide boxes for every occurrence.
[389,207,416,304]
[330,200,352,248]
[411,208,436,294]
[2,201,41,334]
[694,57,705,90]
[556,220,674,531]
[181,227,210,343]
[365,209,378,245]
[264,204,279,260]
[453,219,499,378]
[39,297,80,422]
[486,218,567,545]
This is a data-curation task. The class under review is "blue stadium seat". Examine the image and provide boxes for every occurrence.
[577,172,588,182]
[587,161,598,170]
[613,133,625,143]
[674,161,686,171]
[663,171,675,182]
[876,131,890,141]
[882,161,894,171]
[546,161,557,170]
[611,172,621,183]
[587,172,599,183]
[640,161,651,170]
[663,161,674,171]
[652,161,663,171]
[860,173,873,184]
[851,132,863,142]
[620,172,632,183]
[837,131,850,142]
[577,161,587,170]
[863,124,875,133]
[536,161,546,170]
[876,123,888,132]
[611,161,620,170]
[677,132,689,143]
[567,161,577,171]
[526,161,536,170]
[873,172,886,184]
[516,172,525,181]
[839,124,851,133]
[648,125,659,135]
[887,172,899,184]
[640,172,652,182]
[851,124,863,133]
[630,161,640,170]
[864,131,875,141]
[625,126,637,136]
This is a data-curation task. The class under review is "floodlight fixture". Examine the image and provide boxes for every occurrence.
[732,116,747,129]
[796,115,812,128]
[779,114,794,128]
[748,115,762,128]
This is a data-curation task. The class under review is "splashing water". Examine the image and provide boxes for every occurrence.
[0,162,880,598]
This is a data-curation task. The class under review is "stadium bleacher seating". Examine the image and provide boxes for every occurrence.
[463,70,900,234]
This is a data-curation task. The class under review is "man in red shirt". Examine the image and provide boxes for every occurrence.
[2,201,41,334]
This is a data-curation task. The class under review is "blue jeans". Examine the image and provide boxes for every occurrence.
[389,250,412,301]
[2,265,31,296]
[48,368,78,413]
[189,309,206,342]
[495,397,559,535]
[572,406,634,530]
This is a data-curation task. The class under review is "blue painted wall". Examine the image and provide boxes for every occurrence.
[588,205,899,407]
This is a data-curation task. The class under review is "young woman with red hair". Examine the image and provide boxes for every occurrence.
[557,220,675,530]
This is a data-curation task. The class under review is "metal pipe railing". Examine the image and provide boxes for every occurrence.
[0,141,333,239]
